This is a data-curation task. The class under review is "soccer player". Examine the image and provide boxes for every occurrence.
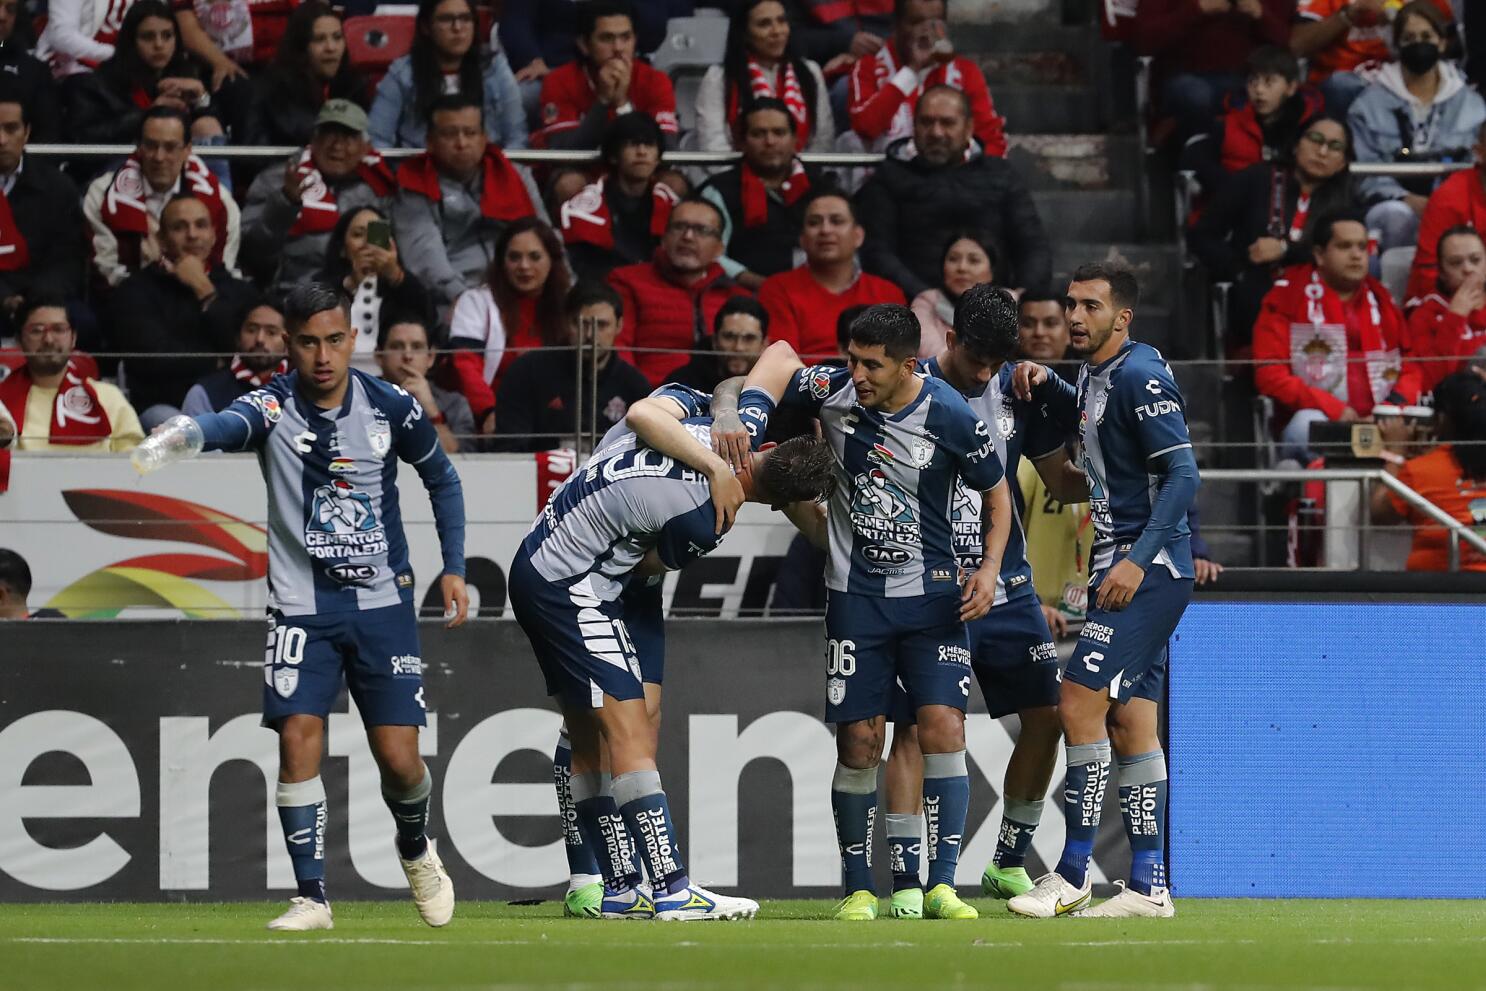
[132,284,469,932]
[1005,264,1198,919]
[741,303,1013,921]
[510,399,833,921]
[879,284,1086,917]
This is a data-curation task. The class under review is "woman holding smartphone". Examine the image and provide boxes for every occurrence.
[315,206,438,371]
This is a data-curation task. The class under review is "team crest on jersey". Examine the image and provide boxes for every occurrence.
[827,677,847,705]
[306,479,390,559]
[909,437,935,467]
[1092,391,1108,424]
[367,413,392,457]
[274,667,299,698]
[996,397,1015,440]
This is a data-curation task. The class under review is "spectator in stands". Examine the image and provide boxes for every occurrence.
[0,85,87,338]
[241,99,396,293]
[39,0,247,88]
[1190,115,1358,348]
[246,3,368,148]
[375,314,476,453]
[609,196,746,386]
[447,217,571,431]
[392,94,545,308]
[67,2,226,150]
[700,99,827,291]
[0,0,61,143]
[181,296,287,415]
[696,1,834,154]
[1017,286,1077,377]
[669,295,771,393]
[857,86,1050,298]
[84,106,240,290]
[784,0,891,73]
[0,548,62,618]
[1292,0,1455,113]
[1347,2,1485,260]
[315,205,436,371]
[910,228,997,358]
[560,112,678,285]
[368,0,525,150]
[844,0,1004,155]
[758,188,904,358]
[531,1,678,150]
[1405,226,1486,392]
[186,0,298,75]
[1254,209,1422,462]
[1136,0,1291,143]
[493,280,650,452]
[111,193,257,426]
[1371,370,1486,570]
[0,297,143,454]
[1404,121,1486,303]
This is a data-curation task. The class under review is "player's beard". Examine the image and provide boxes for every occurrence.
[1073,314,1117,357]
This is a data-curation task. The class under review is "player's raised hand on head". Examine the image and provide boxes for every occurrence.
[707,464,745,534]
[441,573,469,628]
[1012,361,1049,401]
[1095,558,1144,611]
[959,564,998,622]
[710,408,751,474]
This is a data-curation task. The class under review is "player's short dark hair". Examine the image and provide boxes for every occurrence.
[801,186,855,224]
[954,284,1020,362]
[758,435,837,505]
[139,104,190,142]
[283,282,346,335]
[567,280,624,320]
[0,77,29,125]
[714,295,769,337]
[601,111,663,166]
[0,548,33,598]
[1245,44,1300,83]
[578,0,635,38]
[916,83,970,122]
[17,292,70,329]
[427,91,485,126]
[836,304,871,353]
[1069,263,1140,313]
[848,303,921,361]
[670,194,726,234]
[1310,208,1368,251]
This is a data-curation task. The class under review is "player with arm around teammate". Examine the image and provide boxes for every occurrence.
[132,283,470,932]
[1006,264,1199,919]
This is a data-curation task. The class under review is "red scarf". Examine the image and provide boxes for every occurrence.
[560,176,678,250]
[871,40,964,144]
[231,355,287,387]
[396,144,536,222]
[741,158,810,228]
[0,360,114,492]
[0,183,30,273]
[287,146,395,236]
[100,153,232,269]
[728,56,812,150]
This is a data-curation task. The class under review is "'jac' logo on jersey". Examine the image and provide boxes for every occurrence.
[325,562,378,586]
[861,545,911,566]
[1136,399,1182,421]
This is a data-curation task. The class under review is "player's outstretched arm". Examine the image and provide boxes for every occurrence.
[625,399,742,534]
[741,340,804,401]
[961,478,1011,622]
[131,412,253,473]
[708,376,751,472]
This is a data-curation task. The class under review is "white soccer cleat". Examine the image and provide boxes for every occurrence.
[1006,871,1092,918]
[1075,880,1175,918]
[653,883,759,921]
[398,838,455,927]
[266,896,334,931]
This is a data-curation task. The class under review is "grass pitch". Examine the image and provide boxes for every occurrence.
[5,899,1482,990]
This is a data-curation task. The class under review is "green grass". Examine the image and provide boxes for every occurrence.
[4,899,1484,990]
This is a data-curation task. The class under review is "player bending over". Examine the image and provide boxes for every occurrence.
[133,284,469,931]
[1005,265,1198,919]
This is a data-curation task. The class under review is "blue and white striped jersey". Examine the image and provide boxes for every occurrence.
[921,357,1063,606]
[201,369,466,616]
[1076,341,1195,578]
[778,365,1005,598]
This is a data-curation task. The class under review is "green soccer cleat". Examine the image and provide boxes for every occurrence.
[563,881,602,919]
[889,887,923,919]
[982,864,1035,899]
[833,890,879,921]
[923,883,979,920]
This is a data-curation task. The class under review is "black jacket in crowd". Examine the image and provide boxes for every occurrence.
[492,347,651,453]
[0,156,86,312]
[1188,163,1359,282]
[67,54,218,146]
[700,164,824,280]
[856,138,1052,298]
[0,43,63,143]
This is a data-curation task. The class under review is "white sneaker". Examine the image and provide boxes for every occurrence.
[398,838,455,927]
[1076,880,1175,918]
[652,883,759,921]
[266,897,334,931]
[1006,872,1092,918]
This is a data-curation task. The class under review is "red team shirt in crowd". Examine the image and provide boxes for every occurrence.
[532,60,679,150]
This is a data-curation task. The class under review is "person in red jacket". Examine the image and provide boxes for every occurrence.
[1405,225,1486,393]
[1254,208,1422,462]
[531,0,678,151]
[608,196,749,386]
[844,0,1004,156]
[758,188,904,358]
[1404,123,1486,304]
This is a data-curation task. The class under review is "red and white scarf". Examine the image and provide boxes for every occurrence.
[0,360,114,491]
[395,144,536,222]
[729,56,812,150]
[100,153,232,269]
[872,40,963,145]
[741,157,810,228]
[0,184,30,273]
[287,147,396,236]
[231,355,287,387]
[560,176,678,251]
[1290,269,1400,407]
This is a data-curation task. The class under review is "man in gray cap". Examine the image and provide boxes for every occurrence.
[241,99,398,294]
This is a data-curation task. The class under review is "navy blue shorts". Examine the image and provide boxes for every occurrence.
[624,577,665,686]
[509,551,646,709]
[824,589,971,724]
[891,593,1060,723]
[263,602,427,727]
[1066,555,1193,703]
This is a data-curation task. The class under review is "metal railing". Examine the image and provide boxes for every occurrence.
[26,144,889,167]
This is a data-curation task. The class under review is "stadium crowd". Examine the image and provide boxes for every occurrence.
[0,0,1482,574]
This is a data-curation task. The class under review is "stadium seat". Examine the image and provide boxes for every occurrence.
[650,16,728,77]
[1379,246,1415,307]
[673,72,704,136]
[345,14,416,79]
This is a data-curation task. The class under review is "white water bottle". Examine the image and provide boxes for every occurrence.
[131,415,205,475]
